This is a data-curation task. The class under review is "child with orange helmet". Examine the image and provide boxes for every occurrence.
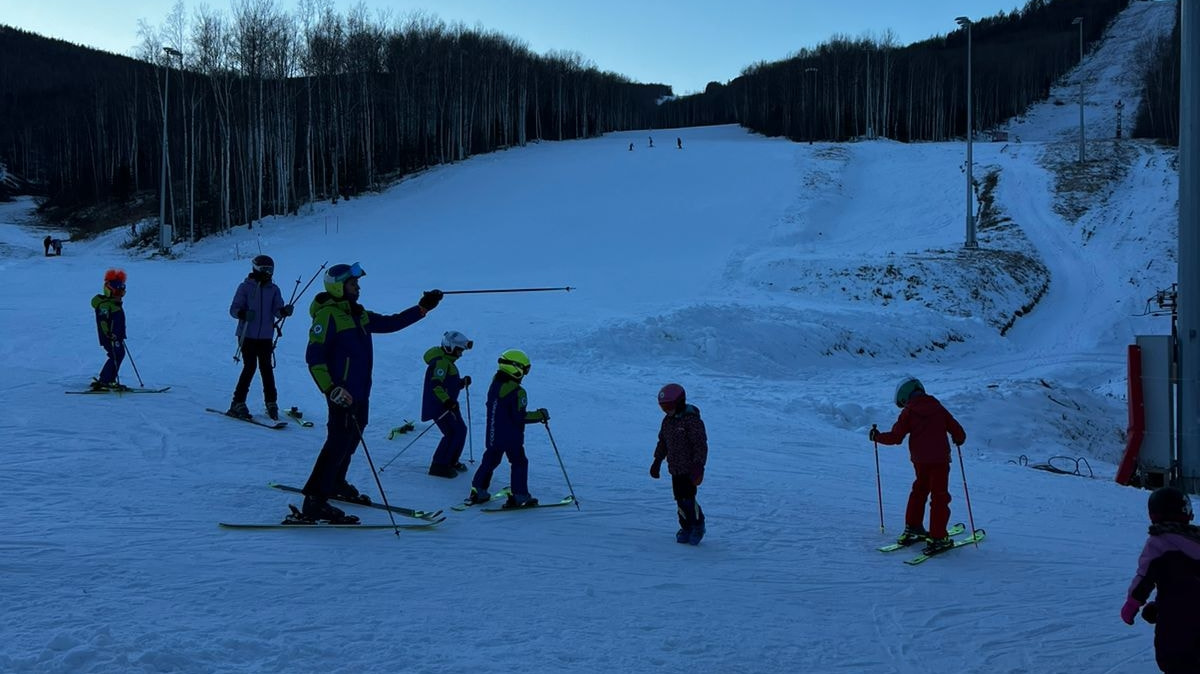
[90,269,128,391]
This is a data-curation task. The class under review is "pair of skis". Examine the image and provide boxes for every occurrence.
[877,522,986,565]
[450,486,575,512]
[219,483,446,530]
[66,386,171,395]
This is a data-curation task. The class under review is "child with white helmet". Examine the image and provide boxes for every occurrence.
[423,330,473,478]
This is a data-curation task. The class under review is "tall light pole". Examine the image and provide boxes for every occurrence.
[159,46,182,252]
[1072,17,1085,163]
[805,67,818,145]
[955,16,976,249]
[1178,0,1199,493]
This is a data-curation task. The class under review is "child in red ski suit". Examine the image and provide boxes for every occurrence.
[871,377,966,552]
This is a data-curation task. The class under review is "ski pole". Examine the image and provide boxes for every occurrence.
[349,413,401,538]
[441,286,574,295]
[541,420,580,510]
[872,424,884,534]
[123,341,145,387]
[233,322,245,363]
[956,443,979,547]
[272,261,327,351]
[379,410,449,472]
[465,382,475,464]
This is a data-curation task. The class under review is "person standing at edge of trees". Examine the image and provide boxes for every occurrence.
[226,254,293,420]
[424,330,474,479]
[296,262,442,524]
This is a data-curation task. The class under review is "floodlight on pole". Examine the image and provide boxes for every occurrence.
[159,46,182,252]
[1072,17,1085,163]
[955,17,976,249]
[805,67,819,145]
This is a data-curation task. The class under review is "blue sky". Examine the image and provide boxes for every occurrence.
[2,0,1025,94]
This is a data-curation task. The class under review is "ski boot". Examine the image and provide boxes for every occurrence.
[467,487,491,505]
[897,525,928,547]
[265,402,280,421]
[453,462,469,473]
[675,528,691,544]
[226,400,252,420]
[292,499,360,525]
[688,524,706,546]
[502,494,539,509]
[922,536,954,555]
[333,483,371,505]
[427,463,459,479]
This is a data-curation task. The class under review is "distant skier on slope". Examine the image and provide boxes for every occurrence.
[466,349,549,508]
[650,383,708,545]
[424,330,473,478]
[870,377,966,555]
[226,254,293,420]
[1120,486,1200,673]
[90,269,129,391]
[297,262,441,524]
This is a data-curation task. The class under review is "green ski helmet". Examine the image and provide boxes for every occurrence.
[894,376,924,408]
[497,349,531,380]
[324,262,365,299]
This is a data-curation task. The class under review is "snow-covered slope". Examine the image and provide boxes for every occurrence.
[0,2,1181,672]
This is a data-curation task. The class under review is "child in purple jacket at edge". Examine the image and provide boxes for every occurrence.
[1120,486,1200,673]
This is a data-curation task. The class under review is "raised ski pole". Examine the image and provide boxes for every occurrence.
[956,443,979,547]
[541,420,581,510]
[465,382,475,464]
[272,261,327,351]
[379,410,449,472]
[123,342,145,387]
[441,286,574,295]
[872,424,884,534]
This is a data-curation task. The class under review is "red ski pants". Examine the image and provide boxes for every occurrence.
[906,461,952,538]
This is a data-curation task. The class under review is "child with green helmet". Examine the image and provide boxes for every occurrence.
[466,348,549,508]
[870,376,966,555]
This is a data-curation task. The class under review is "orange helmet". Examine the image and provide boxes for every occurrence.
[104,268,127,297]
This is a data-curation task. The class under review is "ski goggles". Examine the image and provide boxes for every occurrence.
[253,262,274,275]
[328,262,366,282]
[107,281,126,290]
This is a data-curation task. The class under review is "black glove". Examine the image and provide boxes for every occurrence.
[462,375,472,387]
[869,426,879,442]
[419,289,443,311]
[1142,601,1158,624]
[280,304,294,317]
[536,408,550,422]
[442,398,459,412]
[650,458,662,479]
[236,309,247,320]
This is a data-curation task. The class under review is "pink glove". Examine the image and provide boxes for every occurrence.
[1120,597,1141,625]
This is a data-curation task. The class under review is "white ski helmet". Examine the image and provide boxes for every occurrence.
[442,330,473,353]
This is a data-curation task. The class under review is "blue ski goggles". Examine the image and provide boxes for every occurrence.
[328,262,366,282]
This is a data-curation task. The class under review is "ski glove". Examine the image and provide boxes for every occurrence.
[1141,601,1158,624]
[1120,597,1141,625]
[280,304,294,317]
[869,426,879,442]
[442,398,459,412]
[462,375,472,388]
[419,289,443,311]
[650,458,662,479]
[236,309,247,320]
[536,408,550,422]
[692,467,705,486]
[328,386,354,408]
